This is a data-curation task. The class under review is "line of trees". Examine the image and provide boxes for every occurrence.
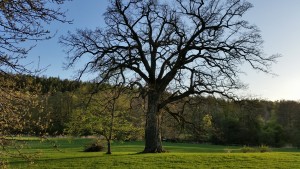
[162,97,300,148]
[5,74,300,148]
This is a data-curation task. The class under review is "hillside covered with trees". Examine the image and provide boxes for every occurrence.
[2,74,300,148]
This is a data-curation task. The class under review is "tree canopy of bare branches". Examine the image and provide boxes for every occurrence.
[60,0,277,153]
[0,0,70,73]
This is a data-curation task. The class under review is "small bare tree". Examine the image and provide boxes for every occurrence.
[61,0,277,153]
[93,75,129,155]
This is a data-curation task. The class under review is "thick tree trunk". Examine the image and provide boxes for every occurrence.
[143,91,164,153]
[106,140,111,154]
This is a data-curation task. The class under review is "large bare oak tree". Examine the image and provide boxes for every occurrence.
[60,0,277,153]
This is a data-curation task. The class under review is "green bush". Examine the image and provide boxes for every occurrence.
[241,146,256,153]
[241,145,272,153]
[258,145,271,153]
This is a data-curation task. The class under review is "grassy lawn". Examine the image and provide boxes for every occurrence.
[5,138,300,169]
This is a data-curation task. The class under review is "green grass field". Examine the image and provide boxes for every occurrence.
[5,138,300,169]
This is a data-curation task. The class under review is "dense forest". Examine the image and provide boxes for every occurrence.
[2,74,300,148]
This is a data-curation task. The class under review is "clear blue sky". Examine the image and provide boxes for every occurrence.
[26,0,300,101]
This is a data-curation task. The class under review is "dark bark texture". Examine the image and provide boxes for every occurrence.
[144,91,163,153]
[106,140,112,154]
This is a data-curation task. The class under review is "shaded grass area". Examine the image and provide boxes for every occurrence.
[7,138,300,169]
